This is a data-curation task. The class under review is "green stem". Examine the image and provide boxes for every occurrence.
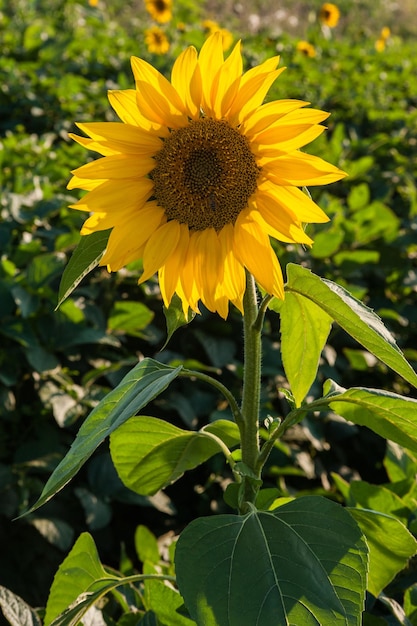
[239,272,263,512]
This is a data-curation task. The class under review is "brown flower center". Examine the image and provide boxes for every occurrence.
[151,118,260,231]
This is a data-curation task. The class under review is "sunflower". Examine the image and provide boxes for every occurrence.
[144,26,170,55]
[202,19,234,51]
[145,0,172,24]
[68,33,345,318]
[296,41,316,58]
[319,3,340,28]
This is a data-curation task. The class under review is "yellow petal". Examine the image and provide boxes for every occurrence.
[257,181,330,224]
[67,175,106,191]
[171,46,201,119]
[260,152,347,186]
[159,223,190,306]
[241,100,309,137]
[70,178,153,212]
[100,201,166,271]
[218,223,246,304]
[179,232,202,312]
[252,124,326,153]
[234,210,284,299]
[108,89,168,134]
[131,56,188,128]
[75,122,162,154]
[71,154,155,180]
[228,58,285,125]
[250,202,313,245]
[212,39,243,118]
[279,107,330,125]
[139,220,181,283]
[198,32,224,115]
[193,228,223,313]
[68,132,119,157]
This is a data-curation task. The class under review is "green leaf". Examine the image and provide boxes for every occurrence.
[404,583,417,625]
[26,359,182,513]
[384,441,417,483]
[135,525,160,565]
[349,480,410,523]
[285,264,417,389]
[110,415,224,496]
[44,532,110,626]
[322,382,417,454]
[163,294,196,348]
[280,291,332,406]
[348,509,417,598]
[203,419,241,448]
[108,301,154,336]
[0,586,41,626]
[56,229,110,308]
[144,574,194,626]
[176,496,368,626]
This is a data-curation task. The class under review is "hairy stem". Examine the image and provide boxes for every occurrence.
[239,272,263,512]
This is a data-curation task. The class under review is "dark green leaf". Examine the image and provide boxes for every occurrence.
[163,294,196,348]
[176,496,367,626]
[56,229,110,308]
[26,359,182,513]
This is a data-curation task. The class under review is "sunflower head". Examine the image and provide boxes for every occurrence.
[296,41,316,58]
[319,3,340,28]
[145,0,172,24]
[68,33,346,319]
[145,26,170,55]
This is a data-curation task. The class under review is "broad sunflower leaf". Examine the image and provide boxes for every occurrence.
[280,291,332,406]
[110,416,227,495]
[321,381,417,454]
[285,264,417,389]
[44,532,110,626]
[56,229,110,308]
[348,508,417,598]
[26,359,182,514]
[175,496,368,626]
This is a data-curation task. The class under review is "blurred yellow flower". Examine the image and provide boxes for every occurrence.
[319,3,340,28]
[375,38,386,52]
[381,26,391,39]
[145,0,172,24]
[203,19,234,51]
[144,26,170,54]
[296,41,316,58]
[68,33,345,318]
[88,0,99,6]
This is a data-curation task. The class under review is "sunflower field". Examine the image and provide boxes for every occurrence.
[1,0,417,624]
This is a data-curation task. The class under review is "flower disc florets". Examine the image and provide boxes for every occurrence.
[152,118,260,231]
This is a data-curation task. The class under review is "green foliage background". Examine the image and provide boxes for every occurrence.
[1,0,417,623]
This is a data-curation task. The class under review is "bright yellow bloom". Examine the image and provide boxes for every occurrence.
[145,26,170,55]
[375,38,386,52]
[68,33,345,318]
[88,0,99,6]
[145,0,172,24]
[296,41,316,58]
[202,20,233,51]
[381,27,391,39]
[319,3,340,28]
